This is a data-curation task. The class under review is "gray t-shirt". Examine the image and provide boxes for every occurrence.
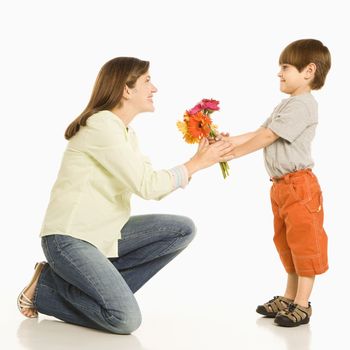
[262,93,318,178]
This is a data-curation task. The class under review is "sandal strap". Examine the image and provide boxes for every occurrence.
[264,296,292,313]
[20,292,33,304]
[19,299,34,307]
[19,303,36,310]
[278,303,312,322]
[18,291,35,309]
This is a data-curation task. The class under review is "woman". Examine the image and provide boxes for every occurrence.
[17,57,234,334]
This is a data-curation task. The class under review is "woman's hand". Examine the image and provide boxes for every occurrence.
[184,138,235,177]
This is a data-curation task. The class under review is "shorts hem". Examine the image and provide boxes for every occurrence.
[296,265,329,277]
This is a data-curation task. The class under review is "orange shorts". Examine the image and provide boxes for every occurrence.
[270,169,328,277]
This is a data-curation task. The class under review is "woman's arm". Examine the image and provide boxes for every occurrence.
[85,115,235,200]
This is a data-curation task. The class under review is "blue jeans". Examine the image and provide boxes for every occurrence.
[33,214,196,334]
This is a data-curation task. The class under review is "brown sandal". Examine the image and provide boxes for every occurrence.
[17,262,46,318]
[256,296,293,318]
[274,302,312,327]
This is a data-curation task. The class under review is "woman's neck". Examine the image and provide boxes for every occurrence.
[110,106,136,126]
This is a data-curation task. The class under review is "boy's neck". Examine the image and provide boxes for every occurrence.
[290,86,312,97]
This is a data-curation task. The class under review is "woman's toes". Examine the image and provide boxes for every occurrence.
[23,309,29,316]
[23,309,34,317]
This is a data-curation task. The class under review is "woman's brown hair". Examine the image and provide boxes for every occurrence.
[65,57,150,140]
[279,39,331,90]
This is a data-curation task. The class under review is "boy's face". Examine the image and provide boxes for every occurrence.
[278,64,313,96]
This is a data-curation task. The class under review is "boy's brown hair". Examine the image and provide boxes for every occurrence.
[279,39,331,90]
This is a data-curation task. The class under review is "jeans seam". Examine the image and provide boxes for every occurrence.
[123,228,189,239]
[121,228,187,259]
[153,233,183,258]
[33,264,48,306]
[53,236,109,309]
[42,237,55,267]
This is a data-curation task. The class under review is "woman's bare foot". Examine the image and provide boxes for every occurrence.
[21,282,39,317]
[18,262,46,318]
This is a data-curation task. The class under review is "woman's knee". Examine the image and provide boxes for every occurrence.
[182,216,196,240]
[105,306,142,334]
[171,215,196,245]
[116,313,142,334]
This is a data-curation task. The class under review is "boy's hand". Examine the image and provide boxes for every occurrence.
[208,132,230,144]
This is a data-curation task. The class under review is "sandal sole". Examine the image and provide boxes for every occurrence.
[274,315,310,327]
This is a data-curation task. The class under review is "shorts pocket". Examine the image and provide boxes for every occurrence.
[305,192,323,213]
[289,179,311,204]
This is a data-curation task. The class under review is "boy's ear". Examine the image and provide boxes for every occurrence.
[304,63,316,80]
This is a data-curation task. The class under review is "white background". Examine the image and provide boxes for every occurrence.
[1,0,349,349]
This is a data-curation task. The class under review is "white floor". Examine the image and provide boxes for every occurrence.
[4,299,346,350]
[4,257,348,350]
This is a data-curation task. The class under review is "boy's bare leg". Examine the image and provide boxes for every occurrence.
[294,276,315,307]
[284,272,298,300]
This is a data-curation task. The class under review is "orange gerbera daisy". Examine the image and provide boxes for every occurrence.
[187,111,212,139]
[176,98,230,178]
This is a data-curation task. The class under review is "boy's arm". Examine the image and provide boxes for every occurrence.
[228,127,279,158]
[227,127,267,146]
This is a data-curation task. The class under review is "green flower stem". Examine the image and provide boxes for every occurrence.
[209,128,230,179]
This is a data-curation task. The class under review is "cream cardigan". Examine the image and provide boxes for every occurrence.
[40,110,188,257]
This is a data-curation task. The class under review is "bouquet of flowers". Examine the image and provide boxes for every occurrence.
[177,98,230,179]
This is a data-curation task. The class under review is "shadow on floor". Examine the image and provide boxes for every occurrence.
[256,316,312,350]
[17,318,148,350]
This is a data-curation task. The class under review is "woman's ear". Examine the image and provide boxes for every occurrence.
[123,85,131,100]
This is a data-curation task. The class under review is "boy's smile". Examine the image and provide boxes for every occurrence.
[278,63,313,96]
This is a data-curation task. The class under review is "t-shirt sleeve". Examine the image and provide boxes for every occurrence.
[267,100,312,143]
[261,116,272,128]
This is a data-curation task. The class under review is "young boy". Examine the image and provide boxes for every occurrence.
[222,39,331,327]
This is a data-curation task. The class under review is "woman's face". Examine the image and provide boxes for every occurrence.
[129,71,158,113]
